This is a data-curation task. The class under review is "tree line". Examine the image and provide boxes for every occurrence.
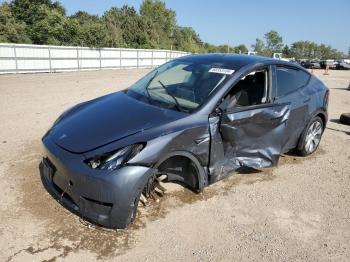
[0,0,348,59]
[251,31,346,60]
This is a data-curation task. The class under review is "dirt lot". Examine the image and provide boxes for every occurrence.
[0,68,349,261]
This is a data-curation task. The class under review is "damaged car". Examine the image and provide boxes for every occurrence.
[39,54,329,229]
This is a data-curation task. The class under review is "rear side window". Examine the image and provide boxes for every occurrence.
[276,67,310,97]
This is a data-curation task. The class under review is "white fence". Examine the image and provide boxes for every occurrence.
[0,43,190,74]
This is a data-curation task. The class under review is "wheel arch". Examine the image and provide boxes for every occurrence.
[297,108,327,151]
[154,151,206,192]
[309,107,328,128]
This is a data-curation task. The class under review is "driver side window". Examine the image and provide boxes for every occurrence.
[219,69,269,110]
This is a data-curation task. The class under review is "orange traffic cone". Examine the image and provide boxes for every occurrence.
[323,65,329,75]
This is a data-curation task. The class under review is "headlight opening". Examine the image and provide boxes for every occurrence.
[86,144,144,171]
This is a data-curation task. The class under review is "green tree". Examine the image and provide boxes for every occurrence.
[290,41,309,59]
[30,5,74,45]
[214,45,229,53]
[117,5,148,48]
[71,11,109,47]
[264,30,283,56]
[251,38,265,55]
[289,41,344,59]
[1,0,346,57]
[10,0,66,43]
[173,27,203,53]
[140,0,176,49]
[102,8,126,47]
[233,44,248,54]
[282,45,291,57]
[203,43,218,53]
[0,2,31,43]
[10,0,65,24]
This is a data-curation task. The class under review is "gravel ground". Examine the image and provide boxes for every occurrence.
[0,68,349,262]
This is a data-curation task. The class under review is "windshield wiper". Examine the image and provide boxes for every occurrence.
[144,71,158,104]
[157,80,183,112]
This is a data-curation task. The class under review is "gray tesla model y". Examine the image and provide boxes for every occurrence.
[40,54,329,228]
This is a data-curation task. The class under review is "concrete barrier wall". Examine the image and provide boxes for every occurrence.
[0,43,190,74]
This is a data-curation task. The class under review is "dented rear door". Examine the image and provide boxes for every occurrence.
[209,103,290,182]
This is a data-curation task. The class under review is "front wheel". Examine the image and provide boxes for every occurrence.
[129,174,166,226]
[297,116,324,156]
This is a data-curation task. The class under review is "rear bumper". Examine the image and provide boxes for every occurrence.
[39,137,156,229]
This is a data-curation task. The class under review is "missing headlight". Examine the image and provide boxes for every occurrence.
[86,144,144,171]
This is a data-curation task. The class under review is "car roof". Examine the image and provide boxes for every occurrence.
[177,53,301,71]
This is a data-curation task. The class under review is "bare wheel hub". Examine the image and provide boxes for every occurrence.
[139,174,167,206]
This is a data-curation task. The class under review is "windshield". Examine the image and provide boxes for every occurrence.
[126,60,235,112]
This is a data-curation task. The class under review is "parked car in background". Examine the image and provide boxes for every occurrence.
[301,60,321,69]
[39,54,329,229]
[335,60,350,70]
[320,60,336,70]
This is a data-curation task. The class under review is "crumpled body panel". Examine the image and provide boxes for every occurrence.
[209,103,290,183]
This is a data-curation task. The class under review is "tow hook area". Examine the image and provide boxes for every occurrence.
[59,180,73,203]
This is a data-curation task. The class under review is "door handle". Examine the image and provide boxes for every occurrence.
[303,98,310,103]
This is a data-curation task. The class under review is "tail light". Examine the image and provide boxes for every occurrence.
[324,89,329,109]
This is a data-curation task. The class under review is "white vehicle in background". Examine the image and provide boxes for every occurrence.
[247,51,294,62]
[273,53,294,62]
[335,59,350,70]
[247,51,257,56]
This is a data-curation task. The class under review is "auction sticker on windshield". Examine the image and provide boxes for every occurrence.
[209,68,235,75]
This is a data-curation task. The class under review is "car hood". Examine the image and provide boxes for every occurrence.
[50,91,186,153]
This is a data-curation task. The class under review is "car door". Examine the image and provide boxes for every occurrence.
[208,67,290,183]
[272,66,311,152]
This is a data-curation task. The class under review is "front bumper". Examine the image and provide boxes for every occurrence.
[39,137,156,229]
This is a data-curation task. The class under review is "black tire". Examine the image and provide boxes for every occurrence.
[340,113,350,126]
[297,116,324,156]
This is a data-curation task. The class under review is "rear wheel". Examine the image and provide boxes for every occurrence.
[298,116,324,156]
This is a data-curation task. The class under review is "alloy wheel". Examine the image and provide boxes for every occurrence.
[305,120,323,154]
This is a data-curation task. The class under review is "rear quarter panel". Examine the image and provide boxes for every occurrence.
[304,75,328,123]
[273,67,328,152]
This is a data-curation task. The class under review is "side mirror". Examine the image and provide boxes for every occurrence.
[209,107,223,118]
[215,107,223,116]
